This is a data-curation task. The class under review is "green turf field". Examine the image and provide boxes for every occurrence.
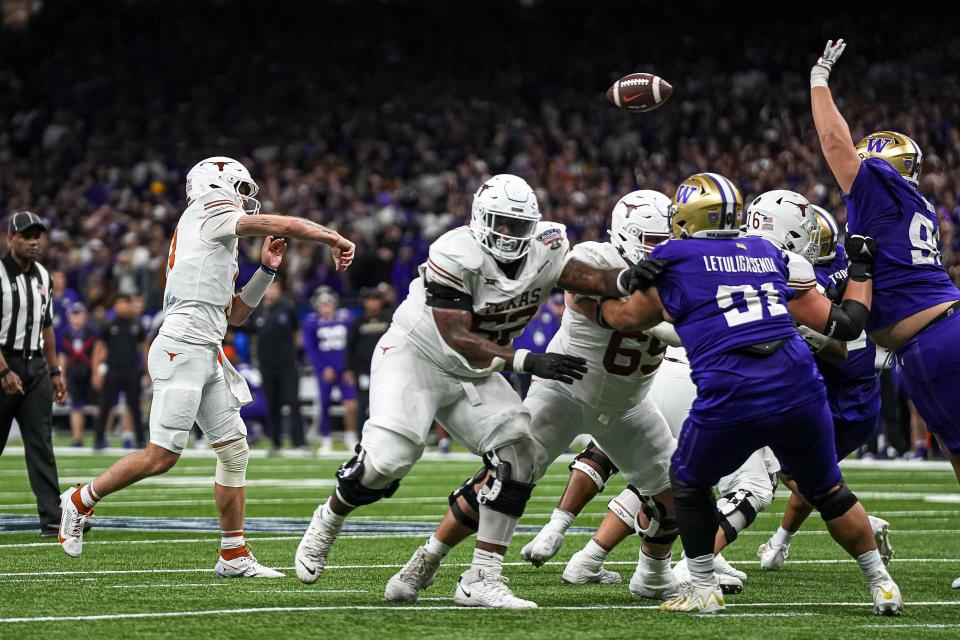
[0,448,958,639]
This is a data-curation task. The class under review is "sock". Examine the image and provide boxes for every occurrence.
[639,548,672,574]
[771,526,796,548]
[856,549,888,585]
[548,508,575,533]
[424,534,451,558]
[584,538,609,562]
[471,548,504,573]
[687,553,715,582]
[321,499,346,527]
[72,483,99,514]
[220,530,248,560]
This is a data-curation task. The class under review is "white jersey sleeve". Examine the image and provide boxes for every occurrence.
[423,234,480,295]
[784,251,817,291]
[567,240,622,304]
[199,194,245,244]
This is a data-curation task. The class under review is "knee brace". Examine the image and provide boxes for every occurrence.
[606,485,678,544]
[716,487,771,543]
[334,447,401,508]
[214,438,249,488]
[448,467,486,531]
[808,481,859,521]
[569,441,619,492]
[478,452,535,518]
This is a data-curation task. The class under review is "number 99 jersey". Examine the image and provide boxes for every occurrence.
[391,222,571,379]
[545,241,666,411]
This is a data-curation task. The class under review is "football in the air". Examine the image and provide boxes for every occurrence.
[605,73,673,112]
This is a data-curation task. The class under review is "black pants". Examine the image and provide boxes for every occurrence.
[95,367,144,446]
[0,355,61,530]
[261,364,304,447]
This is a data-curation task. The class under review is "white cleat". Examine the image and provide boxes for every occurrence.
[453,568,537,609]
[520,526,565,567]
[868,516,894,566]
[714,552,747,581]
[673,557,742,594]
[384,546,442,603]
[757,539,790,571]
[561,549,622,585]
[952,576,960,589]
[660,578,725,614]
[58,486,91,558]
[871,575,903,616]
[215,551,285,578]
[295,504,342,583]
[629,562,678,600]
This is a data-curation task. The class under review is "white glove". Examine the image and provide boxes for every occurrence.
[810,38,846,89]
[797,324,832,352]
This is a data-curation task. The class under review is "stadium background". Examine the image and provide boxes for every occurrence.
[2,0,959,451]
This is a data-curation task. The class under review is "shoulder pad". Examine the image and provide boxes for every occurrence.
[570,241,625,269]
[431,227,485,272]
[195,188,242,217]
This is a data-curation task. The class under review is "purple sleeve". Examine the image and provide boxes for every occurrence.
[301,315,321,367]
[651,242,685,321]
[846,158,900,234]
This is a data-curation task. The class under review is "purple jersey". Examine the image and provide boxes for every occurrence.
[814,244,880,422]
[652,236,824,423]
[844,158,959,331]
[302,312,351,375]
[513,306,561,353]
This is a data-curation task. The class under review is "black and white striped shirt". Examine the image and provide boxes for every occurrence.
[0,254,53,355]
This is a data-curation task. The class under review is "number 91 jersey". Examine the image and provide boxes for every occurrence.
[546,241,666,411]
[392,223,571,379]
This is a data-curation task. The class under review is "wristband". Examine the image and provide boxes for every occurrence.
[0,368,10,379]
[239,265,276,307]
[49,367,62,377]
[513,349,531,373]
[616,268,631,296]
[259,264,278,277]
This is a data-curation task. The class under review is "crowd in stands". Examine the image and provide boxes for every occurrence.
[2,0,958,454]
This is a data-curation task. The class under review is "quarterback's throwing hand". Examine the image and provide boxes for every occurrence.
[520,352,588,384]
[811,38,846,88]
[617,259,665,294]
[332,236,356,272]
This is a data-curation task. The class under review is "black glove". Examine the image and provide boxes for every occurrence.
[521,352,587,384]
[823,278,848,303]
[617,259,666,294]
[846,235,878,282]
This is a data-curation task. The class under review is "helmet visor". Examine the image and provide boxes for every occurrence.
[484,211,538,256]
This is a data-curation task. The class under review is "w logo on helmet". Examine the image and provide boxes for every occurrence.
[676,185,698,204]
[866,138,892,153]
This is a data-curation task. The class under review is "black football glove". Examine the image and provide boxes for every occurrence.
[521,352,587,384]
[617,259,666,294]
[846,235,878,282]
[823,278,848,303]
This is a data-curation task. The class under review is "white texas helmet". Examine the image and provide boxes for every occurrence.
[609,189,672,264]
[185,156,261,215]
[470,174,542,262]
[743,189,819,261]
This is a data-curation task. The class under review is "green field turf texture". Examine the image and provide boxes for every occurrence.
[0,452,958,639]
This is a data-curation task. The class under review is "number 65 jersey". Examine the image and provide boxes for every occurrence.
[392,223,571,379]
[545,241,666,412]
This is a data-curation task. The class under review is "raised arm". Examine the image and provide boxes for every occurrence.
[235,215,355,272]
[810,39,861,193]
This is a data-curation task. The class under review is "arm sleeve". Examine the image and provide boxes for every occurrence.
[200,206,245,243]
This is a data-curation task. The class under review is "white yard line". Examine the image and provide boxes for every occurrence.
[860,624,960,629]
[2,603,957,624]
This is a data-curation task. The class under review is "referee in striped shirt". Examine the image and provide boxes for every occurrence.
[0,211,67,537]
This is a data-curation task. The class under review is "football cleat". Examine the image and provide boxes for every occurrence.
[713,553,747,582]
[629,558,678,600]
[58,486,92,558]
[215,549,285,578]
[757,539,790,571]
[384,546,442,603]
[453,568,537,609]
[868,515,894,566]
[871,576,903,616]
[660,579,725,614]
[951,576,960,589]
[520,525,565,567]
[295,504,342,583]
[672,557,742,594]
[561,549,623,585]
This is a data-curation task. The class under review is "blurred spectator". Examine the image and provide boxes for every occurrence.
[91,293,147,449]
[57,302,98,446]
[345,285,393,429]
[251,281,305,453]
[302,286,358,454]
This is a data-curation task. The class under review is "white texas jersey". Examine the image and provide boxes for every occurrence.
[545,241,666,411]
[392,223,571,379]
[159,189,244,346]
